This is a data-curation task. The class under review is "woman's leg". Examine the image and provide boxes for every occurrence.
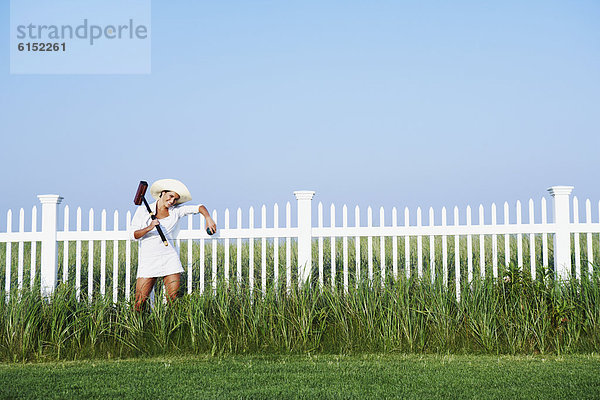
[163,273,181,302]
[135,277,157,311]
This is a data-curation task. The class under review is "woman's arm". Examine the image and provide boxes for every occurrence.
[133,219,160,239]
[173,204,217,233]
[198,205,217,233]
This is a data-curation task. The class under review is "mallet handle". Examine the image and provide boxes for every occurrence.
[142,197,169,246]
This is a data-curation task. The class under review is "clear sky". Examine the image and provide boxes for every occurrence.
[1,1,599,229]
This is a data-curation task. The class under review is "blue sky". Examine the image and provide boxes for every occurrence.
[1,1,599,228]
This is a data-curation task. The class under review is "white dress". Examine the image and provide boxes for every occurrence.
[129,201,202,278]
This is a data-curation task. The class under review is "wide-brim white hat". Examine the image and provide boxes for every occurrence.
[150,179,192,204]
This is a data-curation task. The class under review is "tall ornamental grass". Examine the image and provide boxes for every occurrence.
[1,265,599,362]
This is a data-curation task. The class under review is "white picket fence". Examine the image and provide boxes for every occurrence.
[1,186,599,301]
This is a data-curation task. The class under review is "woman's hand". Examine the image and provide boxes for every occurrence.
[133,219,160,239]
[205,217,217,235]
[198,205,217,234]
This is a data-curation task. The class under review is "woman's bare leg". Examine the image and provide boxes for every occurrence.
[135,277,157,311]
[163,273,181,302]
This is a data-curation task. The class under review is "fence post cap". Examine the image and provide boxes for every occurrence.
[547,186,574,196]
[37,194,64,204]
[293,191,316,200]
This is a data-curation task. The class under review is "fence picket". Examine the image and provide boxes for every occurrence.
[442,207,448,286]
[466,205,472,283]
[88,209,94,302]
[586,199,593,275]
[212,210,218,294]
[392,207,398,280]
[331,203,336,289]
[100,209,107,298]
[318,202,323,289]
[417,207,422,279]
[573,197,581,280]
[249,207,254,295]
[343,205,349,292]
[286,202,291,292]
[429,207,435,283]
[199,214,205,294]
[541,198,548,272]
[516,201,523,271]
[454,206,460,301]
[5,210,12,298]
[113,210,119,303]
[18,208,24,291]
[261,206,266,294]
[187,214,193,294]
[272,204,278,291]
[479,205,484,278]
[504,202,510,269]
[125,211,131,301]
[404,207,410,279]
[237,208,242,288]
[355,206,360,285]
[379,207,385,285]
[528,199,535,279]
[30,206,37,289]
[63,206,69,284]
[76,207,82,299]
[367,206,373,283]
[491,203,497,278]
[225,209,230,288]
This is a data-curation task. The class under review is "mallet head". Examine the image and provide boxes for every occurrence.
[134,181,148,205]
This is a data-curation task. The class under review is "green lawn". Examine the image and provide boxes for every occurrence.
[1,354,599,399]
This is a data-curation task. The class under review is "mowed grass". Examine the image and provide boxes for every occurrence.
[1,354,599,399]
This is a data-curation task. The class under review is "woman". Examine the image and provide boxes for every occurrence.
[129,178,216,311]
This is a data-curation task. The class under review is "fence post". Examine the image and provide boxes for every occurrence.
[38,194,63,297]
[294,190,315,287]
[547,186,573,281]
